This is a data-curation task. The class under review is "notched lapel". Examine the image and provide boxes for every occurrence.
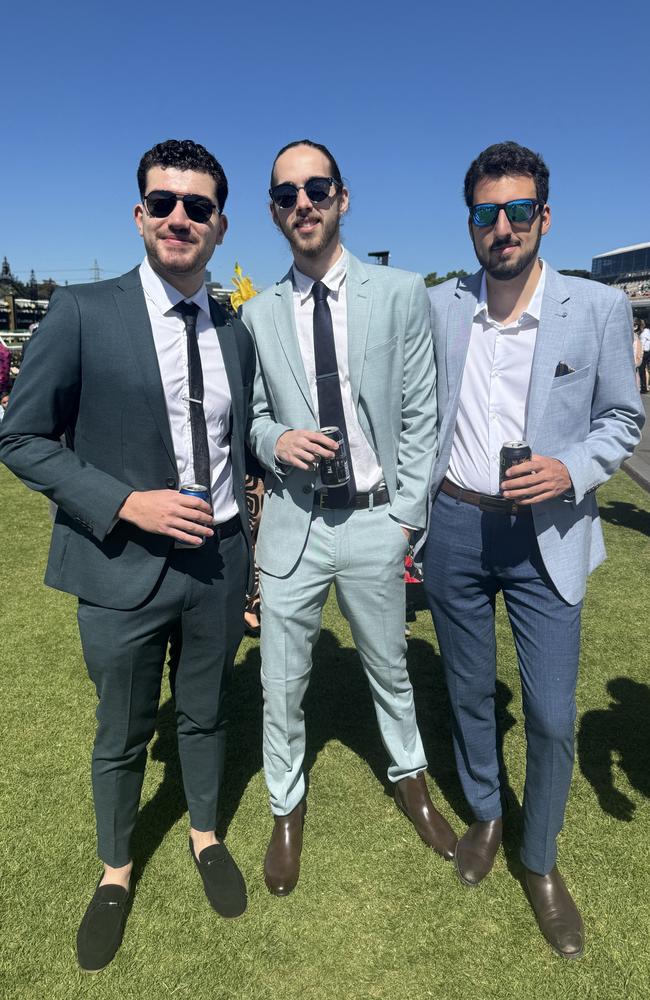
[114,272,176,467]
[525,269,570,447]
[346,261,371,407]
[209,298,244,447]
[446,274,479,395]
[272,279,315,418]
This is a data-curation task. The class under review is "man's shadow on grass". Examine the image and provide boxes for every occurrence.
[598,500,650,537]
[129,624,519,880]
[577,677,650,821]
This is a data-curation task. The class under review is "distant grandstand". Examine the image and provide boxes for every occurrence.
[592,242,650,311]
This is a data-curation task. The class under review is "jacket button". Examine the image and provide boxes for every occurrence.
[302,484,312,494]
[166,478,177,488]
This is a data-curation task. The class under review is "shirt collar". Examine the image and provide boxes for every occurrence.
[139,256,210,318]
[292,248,348,304]
[475,259,546,326]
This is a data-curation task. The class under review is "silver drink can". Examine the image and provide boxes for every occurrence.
[319,426,351,487]
[176,483,211,548]
[499,441,532,492]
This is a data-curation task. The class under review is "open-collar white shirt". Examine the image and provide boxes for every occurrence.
[447,261,546,496]
[292,249,383,492]
[139,257,237,522]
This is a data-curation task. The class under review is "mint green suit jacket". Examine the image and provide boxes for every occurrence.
[242,252,436,578]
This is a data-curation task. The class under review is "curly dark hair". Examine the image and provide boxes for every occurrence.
[137,139,228,211]
[270,139,343,189]
[463,141,549,208]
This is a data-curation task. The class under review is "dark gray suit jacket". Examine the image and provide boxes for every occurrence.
[0,267,254,609]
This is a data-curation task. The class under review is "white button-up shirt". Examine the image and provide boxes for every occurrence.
[447,262,546,496]
[139,257,238,522]
[292,250,383,492]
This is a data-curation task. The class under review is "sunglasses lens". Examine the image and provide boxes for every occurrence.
[183,196,214,224]
[304,177,333,203]
[506,200,535,223]
[472,204,498,227]
[271,185,298,209]
[146,193,176,218]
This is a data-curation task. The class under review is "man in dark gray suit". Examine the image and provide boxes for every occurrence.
[0,139,254,971]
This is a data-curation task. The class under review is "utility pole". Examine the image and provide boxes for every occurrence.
[92,259,101,282]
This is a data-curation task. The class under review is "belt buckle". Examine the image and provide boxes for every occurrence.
[479,494,511,514]
[318,492,328,510]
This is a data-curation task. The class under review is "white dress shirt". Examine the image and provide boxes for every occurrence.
[447,262,547,496]
[641,327,650,352]
[139,257,238,522]
[292,249,383,492]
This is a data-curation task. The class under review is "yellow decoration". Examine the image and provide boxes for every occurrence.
[230,262,258,311]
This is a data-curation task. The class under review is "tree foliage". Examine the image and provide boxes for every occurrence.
[424,269,469,287]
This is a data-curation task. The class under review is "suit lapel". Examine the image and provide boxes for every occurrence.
[114,269,176,467]
[447,272,481,399]
[346,254,371,406]
[525,266,570,447]
[272,275,316,418]
[208,297,244,446]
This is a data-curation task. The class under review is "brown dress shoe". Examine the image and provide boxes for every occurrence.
[525,866,584,959]
[454,817,502,886]
[394,772,457,860]
[264,799,306,896]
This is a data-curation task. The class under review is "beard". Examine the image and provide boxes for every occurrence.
[144,230,210,278]
[279,206,342,260]
[473,221,543,281]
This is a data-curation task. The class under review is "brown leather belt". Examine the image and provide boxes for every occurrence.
[314,486,390,510]
[440,477,523,515]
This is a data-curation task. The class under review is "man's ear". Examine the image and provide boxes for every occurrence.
[134,203,144,237]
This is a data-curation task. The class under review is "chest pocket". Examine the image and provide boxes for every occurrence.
[365,334,398,361]
[550,364,591,389]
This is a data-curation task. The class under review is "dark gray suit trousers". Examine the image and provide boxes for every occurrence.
[77,527,247,867]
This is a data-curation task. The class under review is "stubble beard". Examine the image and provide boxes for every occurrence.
[474,222,543,281]
[284,210,342,261]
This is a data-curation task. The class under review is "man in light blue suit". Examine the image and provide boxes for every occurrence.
[242,139,457,896]
[423,141,644,959]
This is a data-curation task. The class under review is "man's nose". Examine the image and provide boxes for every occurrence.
[168,198,191,226]
[295,187,313,212]
[493,207,512,238]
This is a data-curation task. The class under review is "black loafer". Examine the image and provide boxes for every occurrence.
[189,838,247,918]
[76,881,131,973]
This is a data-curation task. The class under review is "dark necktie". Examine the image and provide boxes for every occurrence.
[312,281,356,507]
[173,301,211,493]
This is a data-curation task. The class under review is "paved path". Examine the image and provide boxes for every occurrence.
[623,392,650,493]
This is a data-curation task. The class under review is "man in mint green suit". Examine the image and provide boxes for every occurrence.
[242,139,457,896]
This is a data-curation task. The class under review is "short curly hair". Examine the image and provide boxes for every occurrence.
[464,141,549,208]
[137,139,228,211]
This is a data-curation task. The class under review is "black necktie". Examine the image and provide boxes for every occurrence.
[174,301,211,492]
[312,281,356,506]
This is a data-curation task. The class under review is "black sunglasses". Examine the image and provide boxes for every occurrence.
[471,199,541,227]
[144,190,218,224]
[269,176,341,210]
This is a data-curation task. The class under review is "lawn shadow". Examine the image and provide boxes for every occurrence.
[577,676,650,821]
[599,500,650,537]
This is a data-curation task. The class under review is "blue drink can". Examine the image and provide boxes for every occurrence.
[176,483,211,548]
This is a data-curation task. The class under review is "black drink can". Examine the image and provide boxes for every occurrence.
[176,483,211,548]
[499,441,532,492]
[319,426,351,487]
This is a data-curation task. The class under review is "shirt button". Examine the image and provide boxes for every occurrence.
[165,477,177,488]
[302,484,313,494]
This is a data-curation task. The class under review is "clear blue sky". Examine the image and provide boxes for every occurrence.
[4,0,648,290]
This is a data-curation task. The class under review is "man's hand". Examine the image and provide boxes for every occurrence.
[275,430,338,470]
[501,455,572,504]
[118,490,214,545]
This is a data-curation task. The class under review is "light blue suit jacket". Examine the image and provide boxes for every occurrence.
[242,252,436,578]
[427,265,644,605]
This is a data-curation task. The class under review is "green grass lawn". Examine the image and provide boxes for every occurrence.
[1,467,649,1000]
